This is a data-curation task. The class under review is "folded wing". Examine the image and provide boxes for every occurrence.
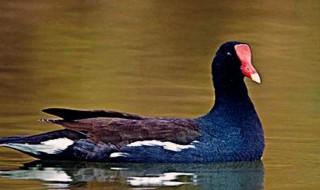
[42,108,145,120]
[43,108,200,148]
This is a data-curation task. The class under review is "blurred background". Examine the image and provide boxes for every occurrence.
[0,0,319,189]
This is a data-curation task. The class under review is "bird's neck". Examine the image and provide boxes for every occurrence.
[205,78,255,119]
[213,77,250,103]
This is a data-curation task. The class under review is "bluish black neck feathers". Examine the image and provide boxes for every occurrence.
[212,54,249,103]
[205,41,256,120]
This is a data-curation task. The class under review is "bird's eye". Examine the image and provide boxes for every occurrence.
[227,52,232,56]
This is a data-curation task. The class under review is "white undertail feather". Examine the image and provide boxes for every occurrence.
[1,138,74,155]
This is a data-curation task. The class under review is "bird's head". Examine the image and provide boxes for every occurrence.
[212,41,261,84]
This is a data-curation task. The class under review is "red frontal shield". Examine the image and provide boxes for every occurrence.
[234,44,261,83]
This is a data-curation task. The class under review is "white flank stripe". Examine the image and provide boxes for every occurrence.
[4,138,74,155]
[109,152,130,158]
[126,140,197,152]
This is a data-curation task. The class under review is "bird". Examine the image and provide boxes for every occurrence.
[0,41,264,163]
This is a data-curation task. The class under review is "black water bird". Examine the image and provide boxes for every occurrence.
[0,41,264,163]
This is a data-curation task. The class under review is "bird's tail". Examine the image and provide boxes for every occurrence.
[0,129,85,158]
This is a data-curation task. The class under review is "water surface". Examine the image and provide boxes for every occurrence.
[0,0,319,189]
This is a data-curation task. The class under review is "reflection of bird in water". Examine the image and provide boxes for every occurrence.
[0,41,264,163]
[0,160,264,190]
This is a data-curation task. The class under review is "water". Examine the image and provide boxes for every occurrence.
[0,0,319,189]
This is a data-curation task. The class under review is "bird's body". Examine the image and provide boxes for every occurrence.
[0,41,264,163]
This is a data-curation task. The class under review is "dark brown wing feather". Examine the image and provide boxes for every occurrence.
[51,117,200,147]
[43,108,145,120]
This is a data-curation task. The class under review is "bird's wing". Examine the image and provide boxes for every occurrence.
[49,117,200,147]
[42,108,146,120]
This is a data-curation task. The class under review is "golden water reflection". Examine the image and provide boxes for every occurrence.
[0,161,263,190]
